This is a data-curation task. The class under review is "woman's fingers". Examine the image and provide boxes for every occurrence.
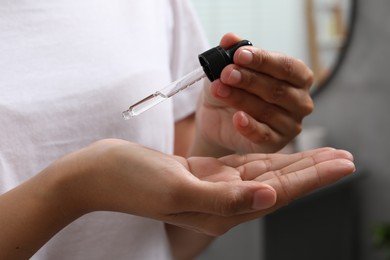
[218,65,314,118]
[178,149,353,214]
[164,150,355,236]
[254,149,353,182]
[263,157,355,207]
[218,148,337,180]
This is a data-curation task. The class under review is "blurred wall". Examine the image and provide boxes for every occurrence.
[191,0,309,66]
[193,0,390,259]
[305,0,390,259]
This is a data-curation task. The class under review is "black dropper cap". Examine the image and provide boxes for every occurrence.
[198,40,252,82]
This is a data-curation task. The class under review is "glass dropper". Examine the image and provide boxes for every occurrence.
[122,67,206,119]
[122,40,252,119]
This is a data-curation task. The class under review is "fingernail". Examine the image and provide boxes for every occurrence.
[238,49,253,64]
[227,69,241,84]
[252,188,276,210]
[217,85,231,97]
[239,112,249,127]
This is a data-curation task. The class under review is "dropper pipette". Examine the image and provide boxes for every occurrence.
[122,40,252,119]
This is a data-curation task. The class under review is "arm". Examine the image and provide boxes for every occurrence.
[1,139,273,259]
[0,139,355,259]
[167,32,315,259]
[0,147,88,259]
[0,140,209,259]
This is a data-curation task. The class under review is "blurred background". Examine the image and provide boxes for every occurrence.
[191,0,352,91]
[191,0,390,259]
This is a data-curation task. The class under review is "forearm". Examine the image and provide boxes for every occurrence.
[0,160,84,259]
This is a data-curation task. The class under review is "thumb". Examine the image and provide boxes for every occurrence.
[188,181,277,216]
[219,32,242,49]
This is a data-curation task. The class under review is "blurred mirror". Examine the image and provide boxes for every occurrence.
[191,0,356,93]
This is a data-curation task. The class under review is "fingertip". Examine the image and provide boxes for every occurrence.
[341,159,356,173]
[224,68,242,85]
[233,112,273,144]
[220,32,242,49]
[210,80,231,98]
[233,111,249,128]
[319,149,354,162]
[252,186,277,210]
[339,150,354,161]
[236,49,254,65]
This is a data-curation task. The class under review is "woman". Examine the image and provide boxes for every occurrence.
[0,0,354,259]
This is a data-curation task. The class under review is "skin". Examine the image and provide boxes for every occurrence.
[0,140,355,260]
[169,33,315,259]
[0,33,356,260]
[194,33,314,155]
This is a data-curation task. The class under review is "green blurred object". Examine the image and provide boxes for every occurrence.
[373,223,390,259]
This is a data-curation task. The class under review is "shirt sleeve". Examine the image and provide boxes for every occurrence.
[169,0,210,122]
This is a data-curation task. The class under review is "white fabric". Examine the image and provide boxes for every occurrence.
[0,0,209,259]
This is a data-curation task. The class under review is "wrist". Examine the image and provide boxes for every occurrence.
[189,131,234,157]
[51,139,145,215]
[40,148,95,219]
[47,140,125,216]
[0,146,100,259]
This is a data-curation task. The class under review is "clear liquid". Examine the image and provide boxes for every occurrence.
[122,93,166,119]
[122,67,205,119]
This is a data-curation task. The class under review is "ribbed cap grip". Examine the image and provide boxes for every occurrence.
[198,40,252,81]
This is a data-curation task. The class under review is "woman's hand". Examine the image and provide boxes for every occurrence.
[66,140,354,236]
[195,33,314,155]
[0,139,354,259]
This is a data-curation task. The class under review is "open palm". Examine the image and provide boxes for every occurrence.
[165,147,354,235]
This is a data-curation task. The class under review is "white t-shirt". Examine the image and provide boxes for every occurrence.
[0,0,209,259]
